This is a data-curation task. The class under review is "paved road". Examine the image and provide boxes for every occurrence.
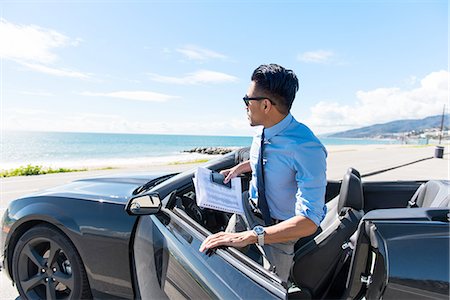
[0,146,448,299]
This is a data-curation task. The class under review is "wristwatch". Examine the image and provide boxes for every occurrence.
[253,225,265,246]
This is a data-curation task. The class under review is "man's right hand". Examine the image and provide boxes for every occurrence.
[220,161,251,183]
[220,167,239,184]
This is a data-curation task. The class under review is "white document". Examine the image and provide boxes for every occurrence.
[193,167,244,215]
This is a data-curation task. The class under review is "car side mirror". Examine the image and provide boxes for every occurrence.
[126,192,161,215]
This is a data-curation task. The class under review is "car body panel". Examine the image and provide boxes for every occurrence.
[376,221,449,299]
[346,208,449,300]
[1,173,172,299]
[30,173,169,204]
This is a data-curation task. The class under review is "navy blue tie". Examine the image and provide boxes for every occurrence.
[256,130,272,225]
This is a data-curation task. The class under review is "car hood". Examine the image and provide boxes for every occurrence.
[29,172,174,205]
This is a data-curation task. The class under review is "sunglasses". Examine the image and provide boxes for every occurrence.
[243,95,275,107]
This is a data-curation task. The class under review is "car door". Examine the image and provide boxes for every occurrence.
[131,208,287,300]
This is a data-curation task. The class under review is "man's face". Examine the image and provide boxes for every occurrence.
[245,81,267,127]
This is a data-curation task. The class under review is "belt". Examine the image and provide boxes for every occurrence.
[249,199,283,225]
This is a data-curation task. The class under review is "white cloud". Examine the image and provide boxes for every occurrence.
[147,70,238,85]
[297,50,335,64]
[305,70,449,134]
[20,62,91,79]
[176,45,227,61]
[0,18,90,78]
[0,18,70,63]
[80,91,179,102]
[3,108,253,136]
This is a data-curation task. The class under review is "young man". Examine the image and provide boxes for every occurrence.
[199,64,327,282]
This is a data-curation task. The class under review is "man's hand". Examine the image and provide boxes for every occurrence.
[219,167,240,184]
[199,230,257,252]
[220,161,251,183]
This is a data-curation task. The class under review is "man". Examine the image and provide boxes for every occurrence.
[199,64,327,283]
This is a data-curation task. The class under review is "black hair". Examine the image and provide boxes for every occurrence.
[251,64,299,114]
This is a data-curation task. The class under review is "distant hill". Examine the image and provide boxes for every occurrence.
[329,114,449,138]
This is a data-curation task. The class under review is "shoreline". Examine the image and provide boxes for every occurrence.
[2,143,447,174]
[1,152,223,172]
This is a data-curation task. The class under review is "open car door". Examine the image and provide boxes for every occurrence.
[128,192,287,299]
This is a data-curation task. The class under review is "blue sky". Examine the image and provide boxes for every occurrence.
[1,0,448,136]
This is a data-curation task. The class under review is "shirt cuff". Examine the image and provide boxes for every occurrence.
[295,200,325,227]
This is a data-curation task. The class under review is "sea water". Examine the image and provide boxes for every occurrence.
[1,131,401,169]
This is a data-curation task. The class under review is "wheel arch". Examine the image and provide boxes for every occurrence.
[7,219,93,296]
[9,221,93,299]
[5,197,136,298]
[5,202,85,283]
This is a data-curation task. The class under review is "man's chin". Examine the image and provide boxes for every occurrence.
[247,116,259,127]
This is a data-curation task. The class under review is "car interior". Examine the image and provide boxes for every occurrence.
[165,147,449,299]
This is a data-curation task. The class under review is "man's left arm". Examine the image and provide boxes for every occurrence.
[291,143,327,228]
[199,216,317,252]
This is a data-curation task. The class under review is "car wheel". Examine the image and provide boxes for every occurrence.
[12,224,91,300]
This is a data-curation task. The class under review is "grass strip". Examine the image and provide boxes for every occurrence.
[1,165,88,177]
[169,158,211,165]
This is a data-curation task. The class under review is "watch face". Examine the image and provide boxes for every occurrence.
[254,226,264,235]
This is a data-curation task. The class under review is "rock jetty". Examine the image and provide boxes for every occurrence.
[183,147,236,155]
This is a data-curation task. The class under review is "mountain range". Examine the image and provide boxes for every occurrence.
[328,114,449,138]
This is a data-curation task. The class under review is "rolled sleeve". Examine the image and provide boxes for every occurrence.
[295,189,327,226]
[293,143,327,226]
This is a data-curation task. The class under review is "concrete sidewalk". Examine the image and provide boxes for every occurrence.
[326,144,448,180]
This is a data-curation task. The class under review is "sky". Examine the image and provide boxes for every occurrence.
[0,0,448,137]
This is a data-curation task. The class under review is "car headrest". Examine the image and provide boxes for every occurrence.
[347,167,361,179]
[234,147,250,164]
[338,171,364,214]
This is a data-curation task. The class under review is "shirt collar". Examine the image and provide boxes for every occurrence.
[264,113,293,140]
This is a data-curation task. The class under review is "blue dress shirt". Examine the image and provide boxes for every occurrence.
[249,113,327,226]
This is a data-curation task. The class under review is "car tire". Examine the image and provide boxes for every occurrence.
[12,224,92,300]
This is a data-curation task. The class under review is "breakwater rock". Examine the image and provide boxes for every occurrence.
[183,147,237,155]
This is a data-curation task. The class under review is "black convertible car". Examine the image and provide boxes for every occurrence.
[1,149,449,299]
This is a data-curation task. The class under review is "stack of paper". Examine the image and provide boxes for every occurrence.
[193,167,244,215]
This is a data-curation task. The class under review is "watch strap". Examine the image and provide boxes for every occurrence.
[257,233,264,246]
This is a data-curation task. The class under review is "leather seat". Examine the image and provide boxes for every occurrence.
[290,168,364,299]
[409,180,450,208]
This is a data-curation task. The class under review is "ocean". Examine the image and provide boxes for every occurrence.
[1,131,402,170]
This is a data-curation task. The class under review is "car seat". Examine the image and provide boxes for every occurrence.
[290,167,364,299]
[408,180,450,208]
